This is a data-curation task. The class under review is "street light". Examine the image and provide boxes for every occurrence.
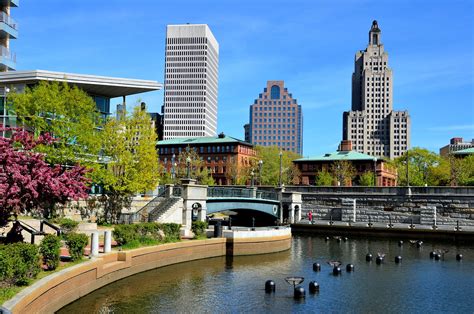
[2,87,10,138]
[258,160,263,186]
[171,154,176,179]
[373,158,377,187]
[406,150,410,187]
[186,156,191,179]
[250,169,255,187]
[279,151,283,187]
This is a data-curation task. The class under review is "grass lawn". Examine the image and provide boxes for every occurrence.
[0,259,86,305]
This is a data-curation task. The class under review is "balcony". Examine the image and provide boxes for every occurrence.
[0,11,18,38]
[0,45,16,70]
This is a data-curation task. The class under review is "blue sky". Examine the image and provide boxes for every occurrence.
[14,0,473,157]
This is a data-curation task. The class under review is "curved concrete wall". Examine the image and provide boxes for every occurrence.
[3,232,291,314]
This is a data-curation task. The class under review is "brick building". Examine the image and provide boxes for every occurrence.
[157,133,256,185]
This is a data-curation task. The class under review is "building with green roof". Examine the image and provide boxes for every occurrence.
[293,140,397,186]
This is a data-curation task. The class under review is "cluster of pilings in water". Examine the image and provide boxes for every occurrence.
[265,236,465,299]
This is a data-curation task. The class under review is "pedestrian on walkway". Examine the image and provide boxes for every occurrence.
[308,210,313,224]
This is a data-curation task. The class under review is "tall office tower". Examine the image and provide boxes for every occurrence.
[162,24,219,139]
[343,20,410,159]
[248,81,303,155]
[0,0,17,72]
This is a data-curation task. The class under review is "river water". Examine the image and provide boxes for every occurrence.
[59,235,474,313]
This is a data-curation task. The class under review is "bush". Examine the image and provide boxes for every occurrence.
[113,224,139,245]
[57,218,79,235]
[39,234,61,270]
[161,223,181,241]
[0,243,40,286]
[113,223,180,247]
[65,233,88,261]
[191,221,208,239]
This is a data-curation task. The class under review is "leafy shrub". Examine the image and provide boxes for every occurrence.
[57,218,79,235]
[39,234,61,270]
[161,223,181,241]
[113,223,180,247]
[113,224,139,245]
[0,243,40,286]
[65,233,88,261]
[191,221,208,239]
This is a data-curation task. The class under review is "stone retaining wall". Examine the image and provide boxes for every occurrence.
[301,192,474,226]
[2,230,291,314]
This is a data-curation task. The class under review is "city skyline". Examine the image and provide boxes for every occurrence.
[13,0,473,157]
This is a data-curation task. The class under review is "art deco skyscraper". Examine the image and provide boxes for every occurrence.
[163,24,219,139]
[248,81,303,155]
[343,20,410,159]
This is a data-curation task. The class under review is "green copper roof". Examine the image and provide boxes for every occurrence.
[294,150,377,162]
[453,147,474,155]
[157,135,252,146]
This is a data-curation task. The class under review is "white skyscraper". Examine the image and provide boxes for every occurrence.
[163,24,219,139]
[343,20,410,159]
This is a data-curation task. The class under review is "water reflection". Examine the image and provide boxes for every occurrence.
[59,236,474,314]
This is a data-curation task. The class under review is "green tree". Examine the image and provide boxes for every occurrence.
[394,147,442,186]
[330,160,356,186]
[454,155,474,186]
[98,105,159,222]
[255,146,301,185]
[359,171,375,186]
[8,81,102,166]
[315,170,333,186]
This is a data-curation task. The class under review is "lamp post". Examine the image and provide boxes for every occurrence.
[258,160,263,185]
[2,87,10,138]
[250,169,255,187]
[186,156,191,179]
[406,150,410,187]
[279,151,283,187]
[171,154,176,179]
[373,158,377,187]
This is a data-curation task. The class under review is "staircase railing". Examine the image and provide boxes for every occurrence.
[147,197,182,222]
[119,187,170,224]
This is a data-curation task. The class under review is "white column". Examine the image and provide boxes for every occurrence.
[90,232,99,257]
[353,199,357,223]
[104,230,112,253]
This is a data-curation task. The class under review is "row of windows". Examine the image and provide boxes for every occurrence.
[253,123,298,129]
[165,108,205,114]
[166,56,206,62]
[166,85,206,91]
[164,131,205,137]
[167,37,207,44]
[165,92,207,98]
[166,74,206,79]
[253,112,297,117]
[253,118,297,123]
[165,96,206,100]
[165,103,206,108]
[253,106,296,111]
[166,68,206,73]
[159,145,236,155]
[166,79,207,84]
[167,45,207,50]
[166,51,207,56]
[166,62,207,68]
[254,135,297,140]
[253,129,296,135]
[165,119,205,125]
[256,141,296,148]
[165,114,205,119]
[255,100,297,105]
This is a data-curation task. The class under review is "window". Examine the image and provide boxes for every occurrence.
[270,85,280,99]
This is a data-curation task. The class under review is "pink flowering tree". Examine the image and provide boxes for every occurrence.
[0,127,90,227]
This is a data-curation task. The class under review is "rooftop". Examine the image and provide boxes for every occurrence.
[453,147,474,155]
[294,150,378,162]
[158,134,252,147]
[0,70,162,97]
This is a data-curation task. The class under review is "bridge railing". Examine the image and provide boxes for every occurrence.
[207,187,278,201]
[208,187,253,198]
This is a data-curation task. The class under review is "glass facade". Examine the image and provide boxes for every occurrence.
[270,85,280,99]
